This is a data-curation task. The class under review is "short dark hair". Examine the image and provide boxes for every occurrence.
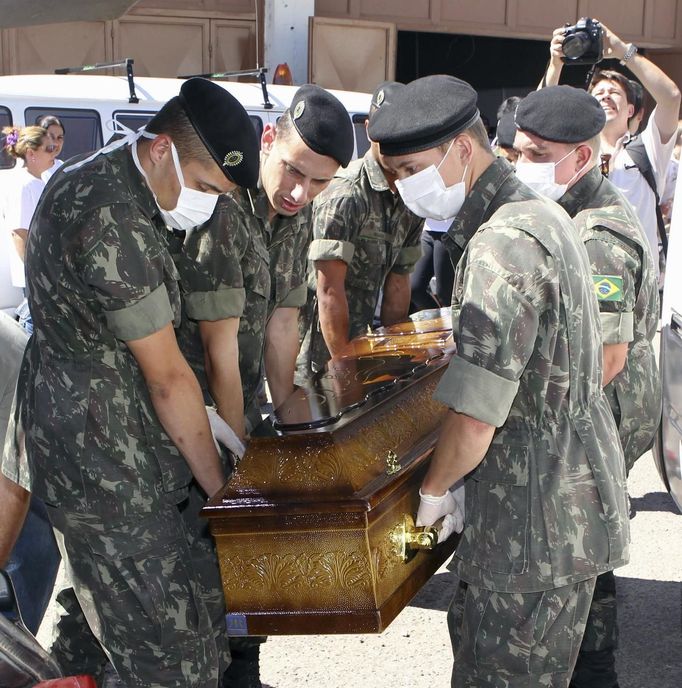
[275,110,295,140]
[629,79,645,115]
[146,97,214,166]
[35,114,65,133]
[438,117,492,156]
[589,69,636,105]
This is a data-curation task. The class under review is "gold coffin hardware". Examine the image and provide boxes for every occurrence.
[385,450,401,475]
[390,514,438,563]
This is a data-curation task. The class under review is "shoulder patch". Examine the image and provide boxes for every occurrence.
[592,275,624,302]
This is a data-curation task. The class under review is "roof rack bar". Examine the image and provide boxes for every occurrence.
[177,67,273,109]
[55,58,139,104]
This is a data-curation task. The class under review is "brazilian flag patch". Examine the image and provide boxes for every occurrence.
[592,275,624,302]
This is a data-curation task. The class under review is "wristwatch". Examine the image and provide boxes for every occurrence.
[620,43,638,65]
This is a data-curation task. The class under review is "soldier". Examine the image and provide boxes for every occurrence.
[173,84,354,686]
[368,75,630,687]
[2,78,260,687]
[514,85,661,688]
[296,81,423,380]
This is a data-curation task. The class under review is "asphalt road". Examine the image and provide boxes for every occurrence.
[258,452,682,688]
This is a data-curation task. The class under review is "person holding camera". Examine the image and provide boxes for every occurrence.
[543,19,681,282]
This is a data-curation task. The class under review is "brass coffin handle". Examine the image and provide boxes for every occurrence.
[390,514,438,563]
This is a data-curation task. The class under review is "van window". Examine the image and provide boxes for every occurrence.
[0,107,15,169]
[353,114,370,158]
[25,107,102,162]
[113,111,157,134]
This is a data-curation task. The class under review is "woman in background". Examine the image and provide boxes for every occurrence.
[2,125,55,333]
[35,114,65,181]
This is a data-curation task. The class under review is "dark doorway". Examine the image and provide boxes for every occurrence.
[397,31,596,133]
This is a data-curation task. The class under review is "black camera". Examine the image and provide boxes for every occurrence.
[561,17,604,65]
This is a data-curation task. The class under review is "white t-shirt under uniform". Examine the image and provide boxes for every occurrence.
[609,107,676,278]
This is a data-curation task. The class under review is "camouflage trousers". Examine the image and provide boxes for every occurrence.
[570,570,619,687]
[447,577,596,688]
[45,486,230,688]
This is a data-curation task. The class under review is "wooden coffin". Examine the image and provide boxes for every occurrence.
[202,309,458,636]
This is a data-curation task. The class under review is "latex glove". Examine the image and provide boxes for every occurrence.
[416,483,465,543]
[206,407,246,469]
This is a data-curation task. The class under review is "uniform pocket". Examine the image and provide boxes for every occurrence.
[459,440,530,575]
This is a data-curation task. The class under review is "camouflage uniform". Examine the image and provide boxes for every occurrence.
[8,145,229,688]
[173,192,271,421]
[297,152,423,376]
[558,167,660,688]
[175,186,309,429]
[559,166,661,473]
[435,159,629,686]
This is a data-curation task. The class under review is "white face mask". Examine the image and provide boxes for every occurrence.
[132,136,219,233]
[395,140,468,221]
[515,147,581,202]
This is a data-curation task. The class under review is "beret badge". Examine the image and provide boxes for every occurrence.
[293,100,306,120]
[223,150,243,167]
[375,89,385,106]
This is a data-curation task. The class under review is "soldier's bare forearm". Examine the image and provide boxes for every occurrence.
[0,473,30,567]
[128,323,226,498]
[380,272,411,326]
[264,307,299,409]
[318,291,351,357]
[147,370,226,497]
[421,410,495,496]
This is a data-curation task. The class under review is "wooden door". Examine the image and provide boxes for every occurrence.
[308,16,396,92]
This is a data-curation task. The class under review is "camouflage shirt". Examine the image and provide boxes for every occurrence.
[173,193,270,415]
[175,186,309,417]
[436,158,629,592]
[559,167,661,472]
[12,145,189,520]
[298,152,424,372]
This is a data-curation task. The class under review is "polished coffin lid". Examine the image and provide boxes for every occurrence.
[203,309,458,635]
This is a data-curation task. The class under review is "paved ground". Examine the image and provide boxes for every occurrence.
[257,452,682,687]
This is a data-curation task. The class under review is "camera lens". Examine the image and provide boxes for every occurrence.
[562,32,591,59]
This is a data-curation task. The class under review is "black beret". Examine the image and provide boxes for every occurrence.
[370,81,404,112]
[178,77,260,188]
[515,86,605,143]
[496,109,518,149]
[289,84,354,167]
[368,75,479,156]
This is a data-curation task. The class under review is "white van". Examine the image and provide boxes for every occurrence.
[0,73,372,314]
[656,165,682,513]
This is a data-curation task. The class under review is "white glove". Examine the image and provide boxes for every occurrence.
[206,407,246,467]
[416,482,465,543]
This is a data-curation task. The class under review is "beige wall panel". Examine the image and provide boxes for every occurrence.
[211,19,257,72]
[650,0,678,40]
[309,18,395,92]
[316,0,352,16]
[6,21,109,74]
[581,0,645,38]
[439,0,507,26]
[360,0,430,20]
[132,0,254,12]
[115,17,209,77]
[648,50,682,113]
[515,0,579,30]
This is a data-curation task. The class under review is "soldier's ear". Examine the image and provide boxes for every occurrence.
[261,124,276,154]
[148,134,172,165]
